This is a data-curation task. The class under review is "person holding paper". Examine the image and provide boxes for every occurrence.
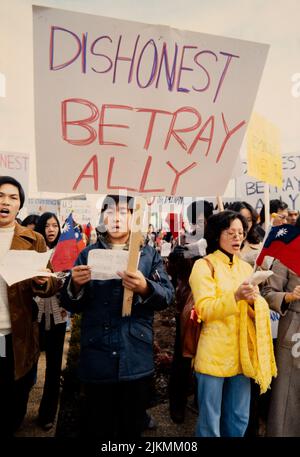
[261,215,300,437]
[60,194,174,439]
[189,210,277,437]
[0,176,58,437]
[34,212,67,431]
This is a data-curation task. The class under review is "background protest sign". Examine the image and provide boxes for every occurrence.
[59,199,94,226]
[33,6,269,197]
[247,113,282,187]
[235,154,300,212]
[26,198,60,216]
[0,151,29,198]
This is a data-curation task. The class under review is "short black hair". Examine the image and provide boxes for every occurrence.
[259,199,288,224]
[186,200,213,225]
[99,195,134,223]
[21,214,40,228]
[204,210,248,254]
[0,175,25,209]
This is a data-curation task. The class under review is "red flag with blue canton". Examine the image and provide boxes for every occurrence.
[256,224,300,275]
[74,224,86,252]
[83,222,92,239]
[51,213,84,272]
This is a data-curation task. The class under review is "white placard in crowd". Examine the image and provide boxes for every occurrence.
[160,242,172,257]
[235,154,300,211]
[59,199,92,226]
[26,198,60,216]
[33,6,269,197]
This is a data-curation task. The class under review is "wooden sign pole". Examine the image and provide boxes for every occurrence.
[122,196,146,317]
[264,182,270,231]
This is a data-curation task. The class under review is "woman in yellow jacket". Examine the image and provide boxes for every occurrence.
[189,211,276,437]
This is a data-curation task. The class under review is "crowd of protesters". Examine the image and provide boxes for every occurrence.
[1,175,300,438]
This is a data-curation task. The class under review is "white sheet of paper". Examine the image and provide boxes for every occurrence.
[249,270,274,286]
[88,249,130,280]
[270,310,280,339]
[0,249,55,286]
[160,242,172,257]
[0,334,6,357]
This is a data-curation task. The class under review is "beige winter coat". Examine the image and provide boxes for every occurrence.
[261,259,300,437]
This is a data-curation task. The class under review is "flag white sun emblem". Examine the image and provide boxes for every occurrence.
[62,222,70,233]
[275,228,288,238]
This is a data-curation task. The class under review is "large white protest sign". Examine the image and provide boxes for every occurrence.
[0,151,29,197]
[33,6,269,197]
[235,154,300,211]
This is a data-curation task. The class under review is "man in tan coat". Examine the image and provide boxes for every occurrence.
[0,176,58,436]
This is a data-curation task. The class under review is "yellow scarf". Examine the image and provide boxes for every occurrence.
[239,296,277,394]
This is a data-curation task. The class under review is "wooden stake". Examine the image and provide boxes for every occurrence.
[264,182,270,231]
[122,197,146,317]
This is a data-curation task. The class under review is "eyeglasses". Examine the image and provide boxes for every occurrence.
[223,230,246,239]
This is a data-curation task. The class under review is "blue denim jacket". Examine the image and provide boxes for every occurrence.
[61,239,174,383]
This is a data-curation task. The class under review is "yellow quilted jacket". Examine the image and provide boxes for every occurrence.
[189,250,277,392]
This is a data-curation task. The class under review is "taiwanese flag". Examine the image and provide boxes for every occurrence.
[83,222,92,239]
[51,214,85,272]
[74,224,86,252]
[256,224,300,275]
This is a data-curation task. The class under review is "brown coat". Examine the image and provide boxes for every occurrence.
[7,223,58,380]
[261,259,300,437]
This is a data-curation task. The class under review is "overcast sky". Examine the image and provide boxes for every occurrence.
[1,0,299,196]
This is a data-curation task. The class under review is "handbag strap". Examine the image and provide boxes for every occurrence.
[204,257,215,278]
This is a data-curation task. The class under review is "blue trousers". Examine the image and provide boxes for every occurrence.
[195,372,251,437]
